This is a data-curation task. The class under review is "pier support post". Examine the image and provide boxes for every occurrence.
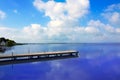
[29,56,33,59]
[37,56,40,58]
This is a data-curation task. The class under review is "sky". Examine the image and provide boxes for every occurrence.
[0,0,120,43]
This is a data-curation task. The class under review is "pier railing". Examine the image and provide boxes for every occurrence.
[0,50,79,60]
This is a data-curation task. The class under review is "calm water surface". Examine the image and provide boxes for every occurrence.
[0,43,120,80]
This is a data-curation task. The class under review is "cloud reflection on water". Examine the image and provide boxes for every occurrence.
[0,43,120,80]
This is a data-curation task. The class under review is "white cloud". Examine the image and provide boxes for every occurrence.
[0,19,120,43]
[0,10,6,19]
[105,3,120,12]
[0,25,46,43]
[85,27,99,33]
[33,0,90,42]
[102,3,120,26]
[88,20,120,34]
[33,0,89,21]
[1,1,120,43]
[88,20,105,27]
[102,12,120,26]
[0,26,19,40]
[22,24,48,42]
[116,28,120,33]
[109,12,120,24]
[23,24,43,36]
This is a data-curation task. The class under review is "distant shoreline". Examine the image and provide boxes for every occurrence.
[16,43,120,45]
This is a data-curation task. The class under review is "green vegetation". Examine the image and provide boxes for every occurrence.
[0,37,16,47]
[6,39,16,47]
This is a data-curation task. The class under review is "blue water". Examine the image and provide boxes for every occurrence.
[0,43,120,80]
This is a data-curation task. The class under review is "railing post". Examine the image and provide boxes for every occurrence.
[12,51,13,60]
[28,48,30,54]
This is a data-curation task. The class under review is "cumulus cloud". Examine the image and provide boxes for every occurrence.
[105,3,120,12]
[0,26,19,40]
[88,20,120,34]
[0,10,6,19]
[85,27,99,33]
[102,3,120,26]
[33,0,90,42]
[0,1,120,43]
[21,20,120,43]
[0,25,45,43]
[33,0,89,21]
[22,24,48,42]
[23,24,45,36]
[0,20,120,43]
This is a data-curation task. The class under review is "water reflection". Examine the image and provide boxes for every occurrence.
[0,43,120,80]
[0,47,13,54]
[0,55,78,66]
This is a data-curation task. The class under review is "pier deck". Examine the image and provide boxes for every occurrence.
[0,50,79,61]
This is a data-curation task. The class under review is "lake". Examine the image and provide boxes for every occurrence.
[0,43,120,80]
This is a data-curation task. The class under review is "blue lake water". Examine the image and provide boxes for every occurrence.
[0,43,120,80]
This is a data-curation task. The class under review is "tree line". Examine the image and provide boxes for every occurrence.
[0,37,16,47]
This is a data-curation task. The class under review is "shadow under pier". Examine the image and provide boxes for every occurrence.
[0,55,79,66]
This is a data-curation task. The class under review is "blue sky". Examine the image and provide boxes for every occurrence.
[0,0,120,43]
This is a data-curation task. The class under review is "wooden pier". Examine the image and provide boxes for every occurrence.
[0,50,79,61]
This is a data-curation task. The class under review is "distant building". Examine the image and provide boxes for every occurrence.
[0,38,7,52]
[0,38,6,46]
